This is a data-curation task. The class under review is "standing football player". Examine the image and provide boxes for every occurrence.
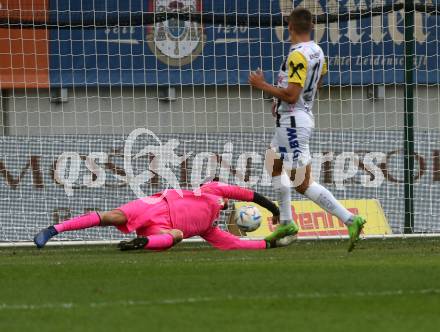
[249,7,366,251]
[34,181,293,251]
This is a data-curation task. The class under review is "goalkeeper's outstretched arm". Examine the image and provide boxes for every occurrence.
[201,226,266,250]
[200,181,280,218]
[201,226,293,250]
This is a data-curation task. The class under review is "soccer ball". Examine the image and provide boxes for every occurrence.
[235,206,262,232]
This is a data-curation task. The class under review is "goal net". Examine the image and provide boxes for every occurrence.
[0,0,439,244]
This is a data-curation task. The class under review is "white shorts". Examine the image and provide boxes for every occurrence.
[270,127,312,169]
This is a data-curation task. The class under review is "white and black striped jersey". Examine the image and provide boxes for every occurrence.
[275,40,327,128]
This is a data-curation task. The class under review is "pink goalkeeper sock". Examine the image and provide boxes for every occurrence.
[54,212,101,233]
[145,233,175,250]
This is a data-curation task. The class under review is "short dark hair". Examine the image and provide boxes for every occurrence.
[288,7,313,34]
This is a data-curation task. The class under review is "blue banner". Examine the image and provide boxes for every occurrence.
[48,0,440,86]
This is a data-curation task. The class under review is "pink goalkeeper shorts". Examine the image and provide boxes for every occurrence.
[116,198,172,236]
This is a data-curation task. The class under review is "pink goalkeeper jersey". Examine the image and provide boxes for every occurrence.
[163,182,266,250]
[164,181,253,237]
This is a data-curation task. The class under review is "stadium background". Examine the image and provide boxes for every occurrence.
[0,0,439,241]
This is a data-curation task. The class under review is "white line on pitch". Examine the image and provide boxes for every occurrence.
[1,288,439,311]
[3,234,440,248]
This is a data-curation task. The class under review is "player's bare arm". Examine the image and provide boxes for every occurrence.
[248,69,302,105]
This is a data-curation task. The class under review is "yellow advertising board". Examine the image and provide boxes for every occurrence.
[232,199,392,238]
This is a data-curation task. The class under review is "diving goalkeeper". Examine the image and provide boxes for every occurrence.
[34,181,291,251]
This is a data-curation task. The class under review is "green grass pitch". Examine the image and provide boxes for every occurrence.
[1,239,440,332]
